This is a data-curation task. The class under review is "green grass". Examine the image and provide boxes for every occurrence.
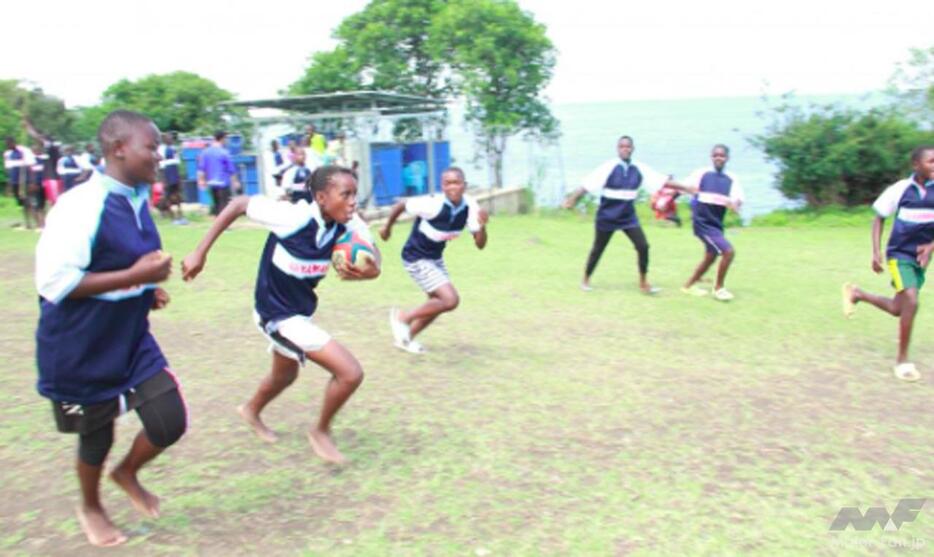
[0,209,931,555]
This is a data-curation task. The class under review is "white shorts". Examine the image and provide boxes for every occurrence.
[403,258,451,293]
[253,311,331,364]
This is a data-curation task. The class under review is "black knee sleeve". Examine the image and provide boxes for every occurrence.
[138,389,187,448]
[78,425,114,466]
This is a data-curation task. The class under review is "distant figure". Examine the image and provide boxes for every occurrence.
[157,132,186,224]
[842,145,934,382]
[269,139,289,186]
[326,132,348,167]
[305,123,326,155]
[280,147,313,204]
[57,145,84,191]
[562,135,672,294]
[668,144,744,301]
[4,136,37,228]
[77,143,102,178]
[28,144,47,227]
[197,130,240,215]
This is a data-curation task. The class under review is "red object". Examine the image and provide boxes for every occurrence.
[151,182,164,207]
[43,179,63,204]
[651,186,680,220]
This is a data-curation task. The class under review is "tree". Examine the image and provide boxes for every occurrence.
[0,80,76,142]
[888,46,934,126]
[429,0,558,187]
[288,47,362,95]
[101,71,238,135]
[754,102,934,207]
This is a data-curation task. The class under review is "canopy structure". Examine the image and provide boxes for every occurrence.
[222,91,448,206]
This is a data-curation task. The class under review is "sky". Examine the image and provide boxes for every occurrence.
[0,0,930,108]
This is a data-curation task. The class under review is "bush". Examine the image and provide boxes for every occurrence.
[750,205,875,227]
[753,103,934,207]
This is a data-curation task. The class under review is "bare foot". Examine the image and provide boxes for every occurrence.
[76,505,127,547]
[238,403,278,443]
[110,467,160,519]
[306,429,346,464]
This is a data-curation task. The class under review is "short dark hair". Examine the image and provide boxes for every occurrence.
[214,130,227,141]
[307,165,355,194]
[441,166,466,181]
[97,110,154,155]
[712,144,730,155]
[618,135,634,145]
[911,145,934,163]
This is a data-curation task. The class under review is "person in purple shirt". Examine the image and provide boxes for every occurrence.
[197,130,240,215]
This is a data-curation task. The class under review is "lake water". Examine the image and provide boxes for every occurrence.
[446,92,884,218]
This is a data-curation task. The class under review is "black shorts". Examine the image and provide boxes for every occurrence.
[51,369,179,434]
[28,183,46,210]
[165,182,181,197]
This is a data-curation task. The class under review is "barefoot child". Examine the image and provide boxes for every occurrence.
[35,110,186,547]
[562,135,672,294]
[379,167,488,354]
[182,166,380,463]
[843,145,934,382]
[667,144,744,301]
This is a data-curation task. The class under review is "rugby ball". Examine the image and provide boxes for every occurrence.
[331,230,376,268]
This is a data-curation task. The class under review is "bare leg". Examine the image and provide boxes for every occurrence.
[110,432,163,518]
[895,290,918,364]
[305,340,365,464]
[401,284,459,339]
[239,351,300,443]
[714,250,735,290]
[851,287,900,316]
[684,251,717,288]
[75,442,126,547]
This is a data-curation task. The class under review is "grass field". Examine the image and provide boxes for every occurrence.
[0,203,931,556]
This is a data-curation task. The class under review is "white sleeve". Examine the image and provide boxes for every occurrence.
[21,147,36,166]
[466,196,483,233]
[682,169,704,189]
[729,175,745,206]
[35,186,104,303]
[345,213,374,244]
[2,151,13,170]
[56,158,66,176]
[582,159,618,195]
[246,195,312,237]
[637,162,670,194]
[157,146,167,169]
[872,180,909,218]
[404,195,442,219]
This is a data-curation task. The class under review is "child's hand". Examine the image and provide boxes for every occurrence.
[917,244,934,268]
[872,253,885,274]
[335,259,378,281]
[152,287,170,310]
[379,225,391,241]
[182,252,205,282]
[478,208,489,226]
[561,197,575,210]
[131,251,172,284]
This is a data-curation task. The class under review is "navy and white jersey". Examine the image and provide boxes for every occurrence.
[3,145,34,185]
[158,144,181,185]
[57,155,83,190]
[682,167,744,233]
[401,194,482,262]
[583,158,669,230]
[30,154,47,185]
[280,164,313,203]
[35,174,167,405]
[873,174,934,261]
[247,196,372,322]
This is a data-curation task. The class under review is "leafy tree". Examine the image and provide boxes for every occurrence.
[288,47,362,95]
[888,46,934,126]
[754,102,934,206]
[0,80,75,142]
[101,71,239,135]
[429,0,558,187]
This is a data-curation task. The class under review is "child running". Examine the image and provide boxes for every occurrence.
[182,166,380,463]
[35,110,186,547]
[667,144,744,301]
[562,135,672,293]
[157,132,187,224]
[842,145,934,382]
[380,167,488,354]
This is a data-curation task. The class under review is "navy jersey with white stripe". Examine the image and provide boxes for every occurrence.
[873,175,934,261]
[158,145,181,185]
[3,146,33,184]
[682,167,744,234]
[281,164,312,203]
[583,158,668,230]
[247,196,372,322]
[35,175,167,405]
[401,194,482,262]
[57,155,82,190]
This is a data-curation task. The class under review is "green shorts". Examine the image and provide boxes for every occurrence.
[888,258,926,292]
